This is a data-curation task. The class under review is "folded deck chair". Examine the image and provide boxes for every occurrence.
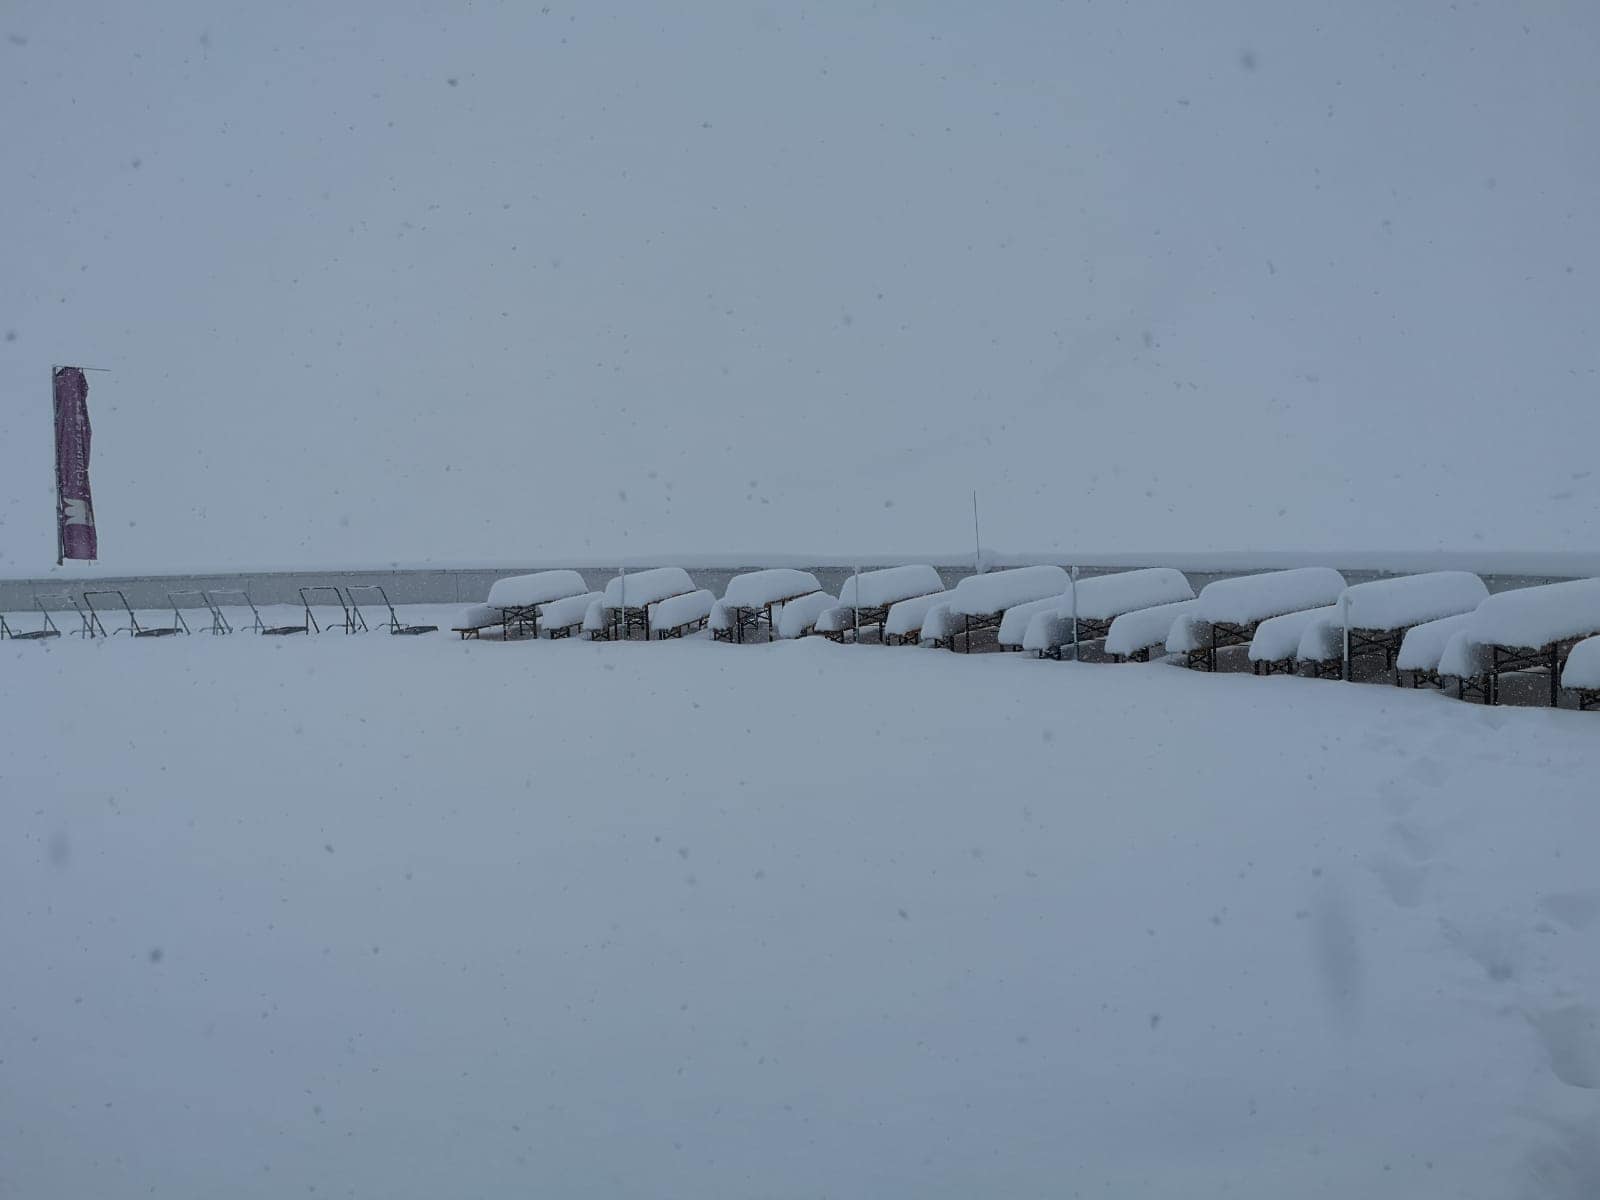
[82,590,186,638]
[0,595,64,640]
[299,585,358,634]
[346,584,438,635]
[206,588,308,635]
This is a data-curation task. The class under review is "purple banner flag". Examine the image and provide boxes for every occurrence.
[53,366,98,562]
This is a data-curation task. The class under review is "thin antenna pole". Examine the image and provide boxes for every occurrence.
[971,491,981,574]
[1070,564,1080,662]
[852,562,861,643]
[619,563,626,641]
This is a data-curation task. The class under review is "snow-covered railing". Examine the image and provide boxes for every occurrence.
[649,589,715,639]
[1466,578,1600,707]
[882,591,953,645]
[713,569,821,643]
[775,592,839,640]
[1187,568,1347,670]
[1105,599,1199,662]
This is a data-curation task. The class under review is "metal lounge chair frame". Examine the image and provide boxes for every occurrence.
[205,588,307,635]
[345,584,438,635]
[82,590,185,638]
[1,595,64,640]
[299,586,356,634]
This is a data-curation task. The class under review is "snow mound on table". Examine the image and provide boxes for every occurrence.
[581,599,607,633]
[708,599,735,632]
[946,565,1070,617]
[1439,630,1492,679]
[1074,568,1195,620]
[1561,636,1600,689]
[538,591,603,632]
[836,564,945,610]
[814,606,854,634]
[1396,613,1477,672]
[1339,571,1487,631]
[883,591,953,638]
[1165,612,1213,654]
[1296,612,1346,665]
[1250,605,1341,663]
[486,570,588,608]
[720,569,821,609]
[601,567,696,610]
[1198,567,1347,626]
[998,593,1074,647]
[775,592,838,639]
[649,589,715,632]
[1106,599,1199,658]
[1469,578,1600,650]
[454,603,500,630]
[920,602,957,643]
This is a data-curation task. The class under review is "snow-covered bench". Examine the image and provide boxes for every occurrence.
[1105,599,1200,663]
[650,589,715,639]
[998,594,1076,651]
[484,570,589,638]
[1561,636,1600,711]
[712,569,822,643]
[582,599,610,640]
[1334,572,1488,679]
[775,592,839,640]
[538,591,604,639]
[815,605,855,642]
[1439,630,1494,704]
[835,565,945,641]
[920,602,959,650]
[452,603,502,639]
[1468,578,1600,707]
[944,566,1071,652]
[1295,612,1347,679]
[597,567,698,640]
[1394,612,1476,689]
[1012,568,1196,660]
[1165,612,1215,669]
[1188,567,1347,670]
[882,590,954,646]
[1248,605,1341,676]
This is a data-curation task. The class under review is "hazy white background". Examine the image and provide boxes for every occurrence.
[2,1,1596,571]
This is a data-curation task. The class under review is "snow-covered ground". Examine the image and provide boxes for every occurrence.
[4,627,1600,1198]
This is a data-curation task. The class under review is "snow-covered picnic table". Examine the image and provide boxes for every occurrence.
[597,567,698,640]
[1333,571,1488,675]
[1187,567,1347,669]
[944,566,1070,651]
[1395,612,1477,687]
[649,589,715,639]
[834,565,945,640]
[882,591,954,645]
[1466,577,1600,707]
[484,570,589,637]
[1009,568,1195,659]
[1247,605,1340,675]
[1105,599,1199,662]
[712,569,821,642]
[775,592,839,640]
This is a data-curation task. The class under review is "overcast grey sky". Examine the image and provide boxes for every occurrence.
[3,1,1597,570]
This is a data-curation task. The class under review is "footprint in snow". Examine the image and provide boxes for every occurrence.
[1370,853,1428,908]
[1442,917,1524,984]
[1539,891,1600,932]
[1528,1005,1600,1089]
